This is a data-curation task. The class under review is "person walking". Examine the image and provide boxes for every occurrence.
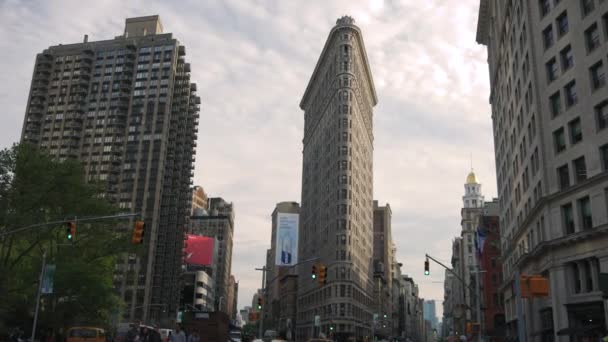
[168,326,185,342]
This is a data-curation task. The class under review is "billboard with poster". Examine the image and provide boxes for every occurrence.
[275,213,299,266]
[184,235,215,266]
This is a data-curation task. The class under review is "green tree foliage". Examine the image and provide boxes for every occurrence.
[0,144,138,334]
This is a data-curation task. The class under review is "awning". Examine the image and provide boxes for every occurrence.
[557,325,603,336]
[530,328,553,337]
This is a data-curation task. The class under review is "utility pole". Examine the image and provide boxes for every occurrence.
[426,254,484,341]
[255,266,268,339]
[31,250,47,342]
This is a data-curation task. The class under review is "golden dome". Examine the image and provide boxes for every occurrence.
[466,171,479,184]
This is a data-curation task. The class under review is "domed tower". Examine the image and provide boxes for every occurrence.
[463,170,484,209]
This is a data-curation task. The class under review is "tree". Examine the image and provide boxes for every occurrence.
[0,144,138,335]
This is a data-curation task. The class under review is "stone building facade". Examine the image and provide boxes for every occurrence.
[297,15,378,341]
[477,0,608,339]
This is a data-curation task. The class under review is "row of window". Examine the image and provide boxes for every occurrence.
[553,116,583,154]
[539,0,602,19]
[561,195,593,233]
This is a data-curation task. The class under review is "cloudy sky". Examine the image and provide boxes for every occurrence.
[0,0,496,318]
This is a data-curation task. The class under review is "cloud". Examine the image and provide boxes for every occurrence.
[0,0,494,318]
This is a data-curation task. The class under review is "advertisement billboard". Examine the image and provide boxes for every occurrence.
[275,213,299,266]
[184,235,215,266]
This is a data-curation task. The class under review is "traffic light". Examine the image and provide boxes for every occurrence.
[66,222,76,242]
[318,264,327,286]
[131,220,145,244]
[257,297,263,310]
[424,259,430,276]
[312,264,317,279]
[383,314,387,319]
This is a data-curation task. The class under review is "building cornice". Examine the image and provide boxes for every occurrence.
[300,18,378,110]
[475,0,490,45]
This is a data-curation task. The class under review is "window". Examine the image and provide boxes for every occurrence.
[601,144,608,171]
[585,23,600,52]
[560,45,574,70]
[581,0,595,16]
[562,203,575,234]
[573,156,587,183]
[543,25,554,49]
[554,127,566,153]
[546,58,558,82]
[550,91,562,116]
[558,164,570,189]
[568,118,582,144]
[557,12,569,36]
[540,0,551,17]
[590,61,606,90]
[578,197,593,229]
[572,262,581,293]
[596,101,608,130]
[565,81,577,107]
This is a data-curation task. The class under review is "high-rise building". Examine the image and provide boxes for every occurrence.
[297,15,378,340]
[227,275,237,320]
[423,300,437,330]
[192,185,209,215]
[20,15,199,323]
[475,215,505,339]
[372,201,393,339]
[190,197,235,313]
[460,171,485,322]
[263,202,300,332]
[477,1,608,339]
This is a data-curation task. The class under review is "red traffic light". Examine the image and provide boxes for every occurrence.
[131,220,145,244]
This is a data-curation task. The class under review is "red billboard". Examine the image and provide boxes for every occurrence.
[184,235,214,266]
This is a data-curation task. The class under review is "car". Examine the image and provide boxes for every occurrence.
[228,330,241,342]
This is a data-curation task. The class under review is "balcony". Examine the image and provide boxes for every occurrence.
[37,61,52,70]
[31,89,47,99]
[178,46,186,56]
[29,100,45,108]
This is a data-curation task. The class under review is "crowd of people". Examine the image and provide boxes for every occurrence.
[125,325,199,342]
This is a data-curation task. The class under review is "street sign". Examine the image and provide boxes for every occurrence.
[314,315,320,327]
[177,311,183,323]
[41,264,56,294]
[373,313,379,323]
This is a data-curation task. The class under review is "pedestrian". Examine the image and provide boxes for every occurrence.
[139,327,150,342]
[186,332,198,342]
[169,326,185,342]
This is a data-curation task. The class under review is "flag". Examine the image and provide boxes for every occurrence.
[475,227,487,259]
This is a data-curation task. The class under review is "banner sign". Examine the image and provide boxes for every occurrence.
[275,213,299,266]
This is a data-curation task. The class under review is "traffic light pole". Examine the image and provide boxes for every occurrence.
[255,257,319,339]
[0,212,141,237]
[425,254,484,341]
[255,266,267,339]
[30,249,46,342]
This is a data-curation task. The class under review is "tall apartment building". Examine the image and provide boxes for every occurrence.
[264,202,300,332]
[477,1,608,339]
[296,15,378,340]
[190,197,234,313]
[20,15,199,323]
